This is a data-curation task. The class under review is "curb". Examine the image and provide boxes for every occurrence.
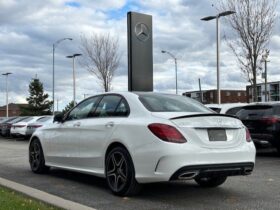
[0,177,96,210]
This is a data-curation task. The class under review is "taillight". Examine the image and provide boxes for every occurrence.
[261,116,279,125]
[14,125,25,128]
[246,127,252,142]
[148,123,187,143]
[33,125,42,128]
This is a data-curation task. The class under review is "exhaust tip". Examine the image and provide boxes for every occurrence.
[244,167,253,175]
[178,171,199,180]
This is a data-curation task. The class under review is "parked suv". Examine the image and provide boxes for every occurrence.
[237,103,280,152]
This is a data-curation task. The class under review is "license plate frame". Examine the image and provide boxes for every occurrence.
[208,128,227,141]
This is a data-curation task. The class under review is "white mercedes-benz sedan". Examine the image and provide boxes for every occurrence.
[29,92,256,196]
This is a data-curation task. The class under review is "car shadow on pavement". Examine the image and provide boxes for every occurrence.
[256,148,279,158]
[46,168,244,201]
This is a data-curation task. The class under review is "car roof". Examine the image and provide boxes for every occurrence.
[247,102,280,106]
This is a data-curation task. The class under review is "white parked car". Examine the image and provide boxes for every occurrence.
[206,103,248,116]
[29,92,256,196]
[26,116,54,137]
[11,116,47,138]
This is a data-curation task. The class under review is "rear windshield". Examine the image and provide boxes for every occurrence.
[36,116,52,122]
[138,93,211,113]
[237,105,273,120]
[225,107,244,116]
[21,117,34,122]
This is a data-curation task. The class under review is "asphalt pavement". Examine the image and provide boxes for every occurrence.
[0,137,279,210]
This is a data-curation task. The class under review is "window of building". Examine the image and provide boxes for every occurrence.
[226,91,231,96]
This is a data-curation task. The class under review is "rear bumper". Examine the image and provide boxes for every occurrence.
[133,141,256,183]
[170,162,254,181]
[251,133,278,146]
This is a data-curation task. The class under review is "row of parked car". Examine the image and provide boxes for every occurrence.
[0,116,53,139]
[207,102,280,153]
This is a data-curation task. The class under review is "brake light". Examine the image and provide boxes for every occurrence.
[261,117,279,125]
[148,123,187,143]
[246,127,252,142]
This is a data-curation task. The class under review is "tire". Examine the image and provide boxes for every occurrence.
[105,147,141,196]
[29,138,49,174]
[276,145,280,155]
[195,176,227,188]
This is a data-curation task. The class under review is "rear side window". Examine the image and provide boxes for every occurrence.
[237,105,273,120]
[93,95,123,117]
[115,99,129,117]
[138,93,211,113]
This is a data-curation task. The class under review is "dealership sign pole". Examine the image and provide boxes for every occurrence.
[127,12,153,91]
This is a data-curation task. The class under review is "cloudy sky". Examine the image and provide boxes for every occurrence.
[0,0,280,109]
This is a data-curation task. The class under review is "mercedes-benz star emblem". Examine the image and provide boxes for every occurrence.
[135,23,150,42]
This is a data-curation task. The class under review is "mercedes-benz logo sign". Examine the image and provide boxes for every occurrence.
[135,23,150,42]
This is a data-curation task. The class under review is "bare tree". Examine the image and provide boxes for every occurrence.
[219,0,277,102]
[80,33,121,92]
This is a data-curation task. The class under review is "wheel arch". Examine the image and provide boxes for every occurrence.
[104,142,134,169]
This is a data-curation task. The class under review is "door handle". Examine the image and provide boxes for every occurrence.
[73,122,81,127]
[105,122,114,128]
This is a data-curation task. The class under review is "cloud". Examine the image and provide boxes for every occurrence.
[0,0,280,109]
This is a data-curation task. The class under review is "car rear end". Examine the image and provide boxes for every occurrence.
[26,116,53,137]
[132,93,256,183]
[237,104,280,151]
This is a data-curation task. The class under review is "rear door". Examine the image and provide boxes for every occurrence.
[78,94,130,172]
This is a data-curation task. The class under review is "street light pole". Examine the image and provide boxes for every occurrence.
[201,10,236,104]
[2,72,12,118]
[52,37,72,115]
[66,53,82,105]
[161,50,178,94]
[216,17,220,104]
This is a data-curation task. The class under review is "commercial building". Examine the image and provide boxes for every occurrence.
[0,103,28,117]
[246,81,280,102]
[183,89,247,104]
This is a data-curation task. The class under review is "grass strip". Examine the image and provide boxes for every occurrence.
[0,185,63,210]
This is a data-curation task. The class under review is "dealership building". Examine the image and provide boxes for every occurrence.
[246,81,280,103]
[183,89,247,104]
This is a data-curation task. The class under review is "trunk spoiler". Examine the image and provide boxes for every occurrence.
[170,113,239,120]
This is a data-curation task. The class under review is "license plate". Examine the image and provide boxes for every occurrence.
[208,129,227,141]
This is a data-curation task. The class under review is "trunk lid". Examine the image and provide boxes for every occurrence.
[152,112,244,149]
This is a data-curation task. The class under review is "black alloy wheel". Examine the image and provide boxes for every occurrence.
[105,147,141,196]
[195,176,227,187]
[29,138,49,173]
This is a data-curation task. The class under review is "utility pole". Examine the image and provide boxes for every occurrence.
[199,78,203,103]
[261,49,270,102]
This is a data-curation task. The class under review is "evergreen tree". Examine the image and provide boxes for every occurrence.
[21,78,53,116]
[62,101,75,115]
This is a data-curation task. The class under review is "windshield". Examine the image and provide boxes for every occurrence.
[138,93,211,113]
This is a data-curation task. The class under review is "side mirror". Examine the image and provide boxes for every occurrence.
[53,113,64,123]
